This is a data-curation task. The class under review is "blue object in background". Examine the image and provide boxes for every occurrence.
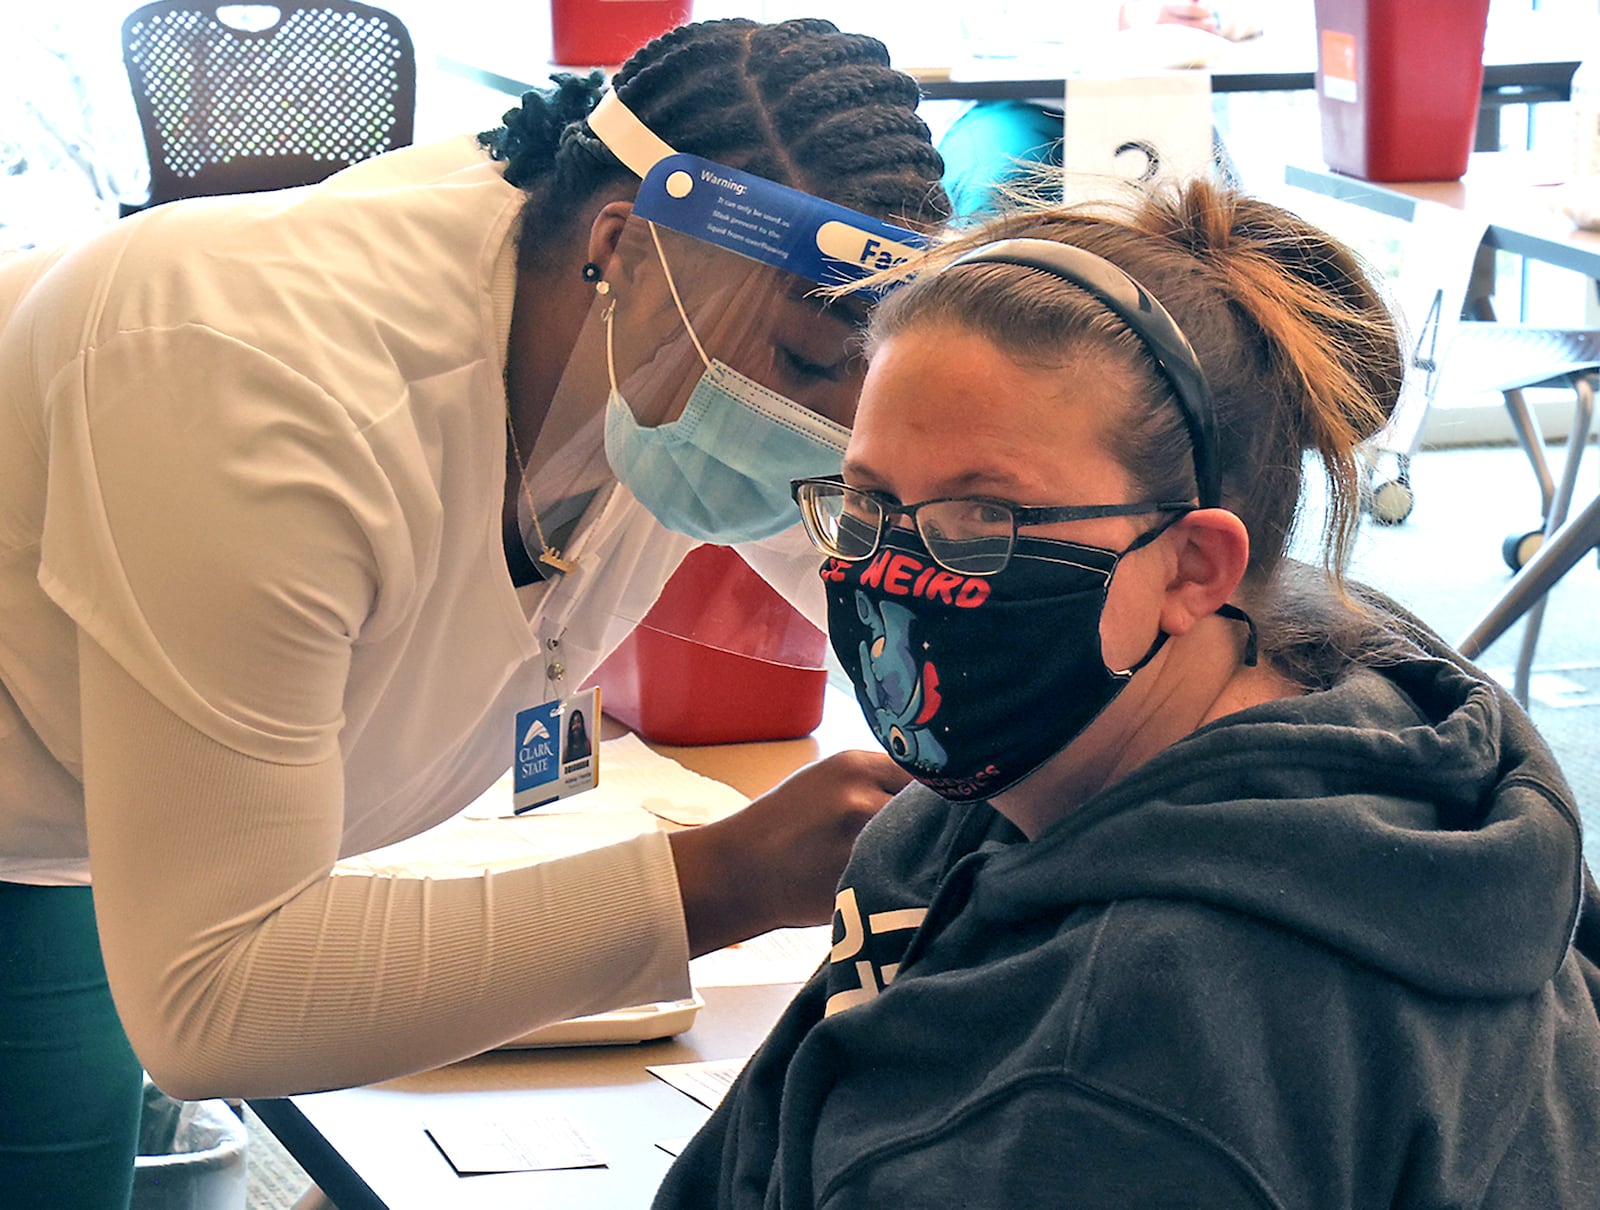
[938,100,1066,220]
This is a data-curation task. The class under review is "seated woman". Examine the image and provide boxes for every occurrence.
[653,179,1600,1207]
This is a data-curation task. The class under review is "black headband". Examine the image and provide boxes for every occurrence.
[945,238,1220,509]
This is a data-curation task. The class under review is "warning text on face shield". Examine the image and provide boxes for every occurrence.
[707,190,795,261]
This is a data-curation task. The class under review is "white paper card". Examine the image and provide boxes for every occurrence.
[689,926,830,988]
[424,1111,605,1174]
[646,1058,748,1110]
[495,732,748,824]
[1060,73,1214,207]
[332,732,750,880]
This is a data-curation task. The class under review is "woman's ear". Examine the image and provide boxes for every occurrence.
[586,200,634,281]
[1158,508,1251,639]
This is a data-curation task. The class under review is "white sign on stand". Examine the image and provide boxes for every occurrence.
[1060,72,1214,208]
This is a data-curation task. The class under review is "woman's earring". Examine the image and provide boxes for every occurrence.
[581,261,610,296]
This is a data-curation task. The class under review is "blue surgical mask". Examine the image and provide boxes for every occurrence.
[603,361,849,544]
[600,224,851,543]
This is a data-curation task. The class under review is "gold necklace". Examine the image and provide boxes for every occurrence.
[505,414,578,575]
[505,277,616,577]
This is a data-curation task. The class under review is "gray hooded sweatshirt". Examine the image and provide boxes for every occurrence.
[656,605,1600,1208]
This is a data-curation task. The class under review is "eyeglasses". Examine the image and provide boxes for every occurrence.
[792,477,1193,576]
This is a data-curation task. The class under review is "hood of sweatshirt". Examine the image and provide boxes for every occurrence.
[962,618,1585,1001]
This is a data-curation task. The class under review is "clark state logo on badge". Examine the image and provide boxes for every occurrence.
[513,686,600,814]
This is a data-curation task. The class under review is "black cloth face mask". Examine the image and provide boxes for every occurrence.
[822,522,1177,803]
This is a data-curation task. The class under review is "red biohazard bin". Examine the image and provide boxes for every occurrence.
[550,0,693,66]
[586,544,829,746]
[1313,0,1491,182]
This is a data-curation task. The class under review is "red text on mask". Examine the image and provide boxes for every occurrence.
[852,550,991,607]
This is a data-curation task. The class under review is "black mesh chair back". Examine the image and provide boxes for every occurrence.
[120,1,416,211]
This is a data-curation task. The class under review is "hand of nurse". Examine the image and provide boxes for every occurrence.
[668,750,910,957]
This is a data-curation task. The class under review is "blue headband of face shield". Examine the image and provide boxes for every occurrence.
[587,88,927,296]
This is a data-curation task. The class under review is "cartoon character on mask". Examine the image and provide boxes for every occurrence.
[853,589,948,773]
[823,531,1153,803]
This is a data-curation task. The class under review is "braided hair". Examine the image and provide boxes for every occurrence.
[478,18,949,260]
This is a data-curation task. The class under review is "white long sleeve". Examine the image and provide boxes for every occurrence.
[79,634,689,1101]
[8,136,700,1093]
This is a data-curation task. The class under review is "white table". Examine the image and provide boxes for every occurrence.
[249,981,799,1210]
[249,687,877,1208]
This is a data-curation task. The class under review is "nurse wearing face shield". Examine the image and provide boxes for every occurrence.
[0,18,948,1207]
[513,98,927,638]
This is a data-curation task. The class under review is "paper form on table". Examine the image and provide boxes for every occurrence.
[647,1057,749,1110]
[690,925,831,988]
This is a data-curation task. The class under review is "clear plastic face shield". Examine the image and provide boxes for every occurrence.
[582,214,870,544]
[510,91,924,657]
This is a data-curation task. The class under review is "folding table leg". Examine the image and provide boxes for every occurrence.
[1502,384,1557,521]
[1459,486,1600,664]
[1510,374,1596,703]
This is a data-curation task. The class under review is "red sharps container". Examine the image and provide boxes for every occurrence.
[586,544,830,746]
[550,0,692,66]
[1313,0,1492,181]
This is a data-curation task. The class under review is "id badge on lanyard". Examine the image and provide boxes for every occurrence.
[512,686,600,813]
